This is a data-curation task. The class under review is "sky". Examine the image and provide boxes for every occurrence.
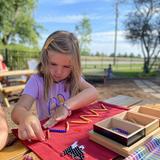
[34,0,142,55]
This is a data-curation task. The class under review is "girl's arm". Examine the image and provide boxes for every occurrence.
[66,79,98,110]
[0,107,8,150]
[43,79,98,128]
[11,95,45,141]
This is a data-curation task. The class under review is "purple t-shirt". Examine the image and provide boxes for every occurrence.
[23,74,70,120]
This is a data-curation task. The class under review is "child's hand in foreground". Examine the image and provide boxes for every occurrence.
[18,113,45,141]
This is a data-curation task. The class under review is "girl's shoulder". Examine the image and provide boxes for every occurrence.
[29,74,44,83]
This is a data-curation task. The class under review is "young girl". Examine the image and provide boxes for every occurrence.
[11,31,98,141]
[0,106,8,150]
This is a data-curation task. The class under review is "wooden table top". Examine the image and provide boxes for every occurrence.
[0,70,37,77]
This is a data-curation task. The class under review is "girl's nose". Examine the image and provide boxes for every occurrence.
[55,66,62,75]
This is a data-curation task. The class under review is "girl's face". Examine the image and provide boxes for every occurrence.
[48,51,72,82]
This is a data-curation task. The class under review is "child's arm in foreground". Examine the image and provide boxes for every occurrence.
[11,95,45,141]
[44,79,98,128]
[0,107,8,150]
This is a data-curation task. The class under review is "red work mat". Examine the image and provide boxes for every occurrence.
[12,101,127,160]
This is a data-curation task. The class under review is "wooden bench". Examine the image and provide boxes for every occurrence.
[0,70,37,107]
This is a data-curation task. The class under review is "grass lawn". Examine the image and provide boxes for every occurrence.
[83,67,158,79]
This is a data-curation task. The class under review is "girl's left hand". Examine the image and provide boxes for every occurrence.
[43,105,69,128]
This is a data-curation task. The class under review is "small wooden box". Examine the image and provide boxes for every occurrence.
[131,106,160,123]
[117,111,159,135]
[89,128,160,157]
[141,104,160,110]
[93,117,145,146]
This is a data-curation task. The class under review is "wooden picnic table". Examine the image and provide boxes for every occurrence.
[0,70,37,77]
[0,95,160,160]
[0,69,37,107]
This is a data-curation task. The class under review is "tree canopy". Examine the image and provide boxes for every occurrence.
[124,0,160,73]
[0,0,42,46]
[75,16,92,55]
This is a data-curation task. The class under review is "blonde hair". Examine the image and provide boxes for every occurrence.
[37,31,82,100]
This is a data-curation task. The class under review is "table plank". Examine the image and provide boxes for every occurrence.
[0,70,37,77]
[15,152,40,160]
[103,95,142,107]
[0,141,28,160]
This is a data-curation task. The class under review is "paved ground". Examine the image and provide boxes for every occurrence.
[134,80,160,99]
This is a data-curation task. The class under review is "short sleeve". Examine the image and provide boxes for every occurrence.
[80,76,87,82]
[22,75,39,99]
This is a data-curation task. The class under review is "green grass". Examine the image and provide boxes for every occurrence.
[83,67,158,78]
[82,63,143,70]
[114,71,140,78]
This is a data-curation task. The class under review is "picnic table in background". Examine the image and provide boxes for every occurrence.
[0,69,37,107]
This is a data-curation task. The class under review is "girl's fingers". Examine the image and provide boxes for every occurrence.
[25,125,37,140]
[18,118,45,141]
[18,129,28,140]
[31,122,45,141]
[43,117,58,128]
[55,114,67,121]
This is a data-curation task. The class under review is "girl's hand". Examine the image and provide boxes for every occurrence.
[43,105,69,128]
[18,113,45,141]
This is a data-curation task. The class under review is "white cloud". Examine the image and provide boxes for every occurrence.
[37,14,103,23]
[38,30,142,56]
[90,31,142,55]
[37,15,83,23]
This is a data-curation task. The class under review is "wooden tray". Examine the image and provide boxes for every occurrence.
[142,104,160,110]
[103,95,142,108]
[89,128,160,157]
[117,111,159,135]
[93,117,144,146]
[131,106,160,117]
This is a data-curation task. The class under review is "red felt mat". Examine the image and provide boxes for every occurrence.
[12,101,127,160]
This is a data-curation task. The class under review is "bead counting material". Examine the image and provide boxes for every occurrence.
[112,128,129,135]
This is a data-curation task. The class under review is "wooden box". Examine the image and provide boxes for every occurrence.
[117,111,159,135]
[131,106,160,122]
[93,117,145,146]
[89,128,160,157]
[141,104,160,110]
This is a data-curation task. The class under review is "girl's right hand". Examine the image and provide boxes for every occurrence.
[18,113,45,141]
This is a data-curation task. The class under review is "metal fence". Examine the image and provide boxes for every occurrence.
[0,49,159,72]
[0,49,40,70]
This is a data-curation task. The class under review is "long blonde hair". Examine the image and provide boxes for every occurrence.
[37,31,82,100]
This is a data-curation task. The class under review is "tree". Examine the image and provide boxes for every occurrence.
[0,0,42,46]
[75,16,92,55]
[125,0,160,73]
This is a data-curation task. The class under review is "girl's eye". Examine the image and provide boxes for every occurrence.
[64,66,71,69]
